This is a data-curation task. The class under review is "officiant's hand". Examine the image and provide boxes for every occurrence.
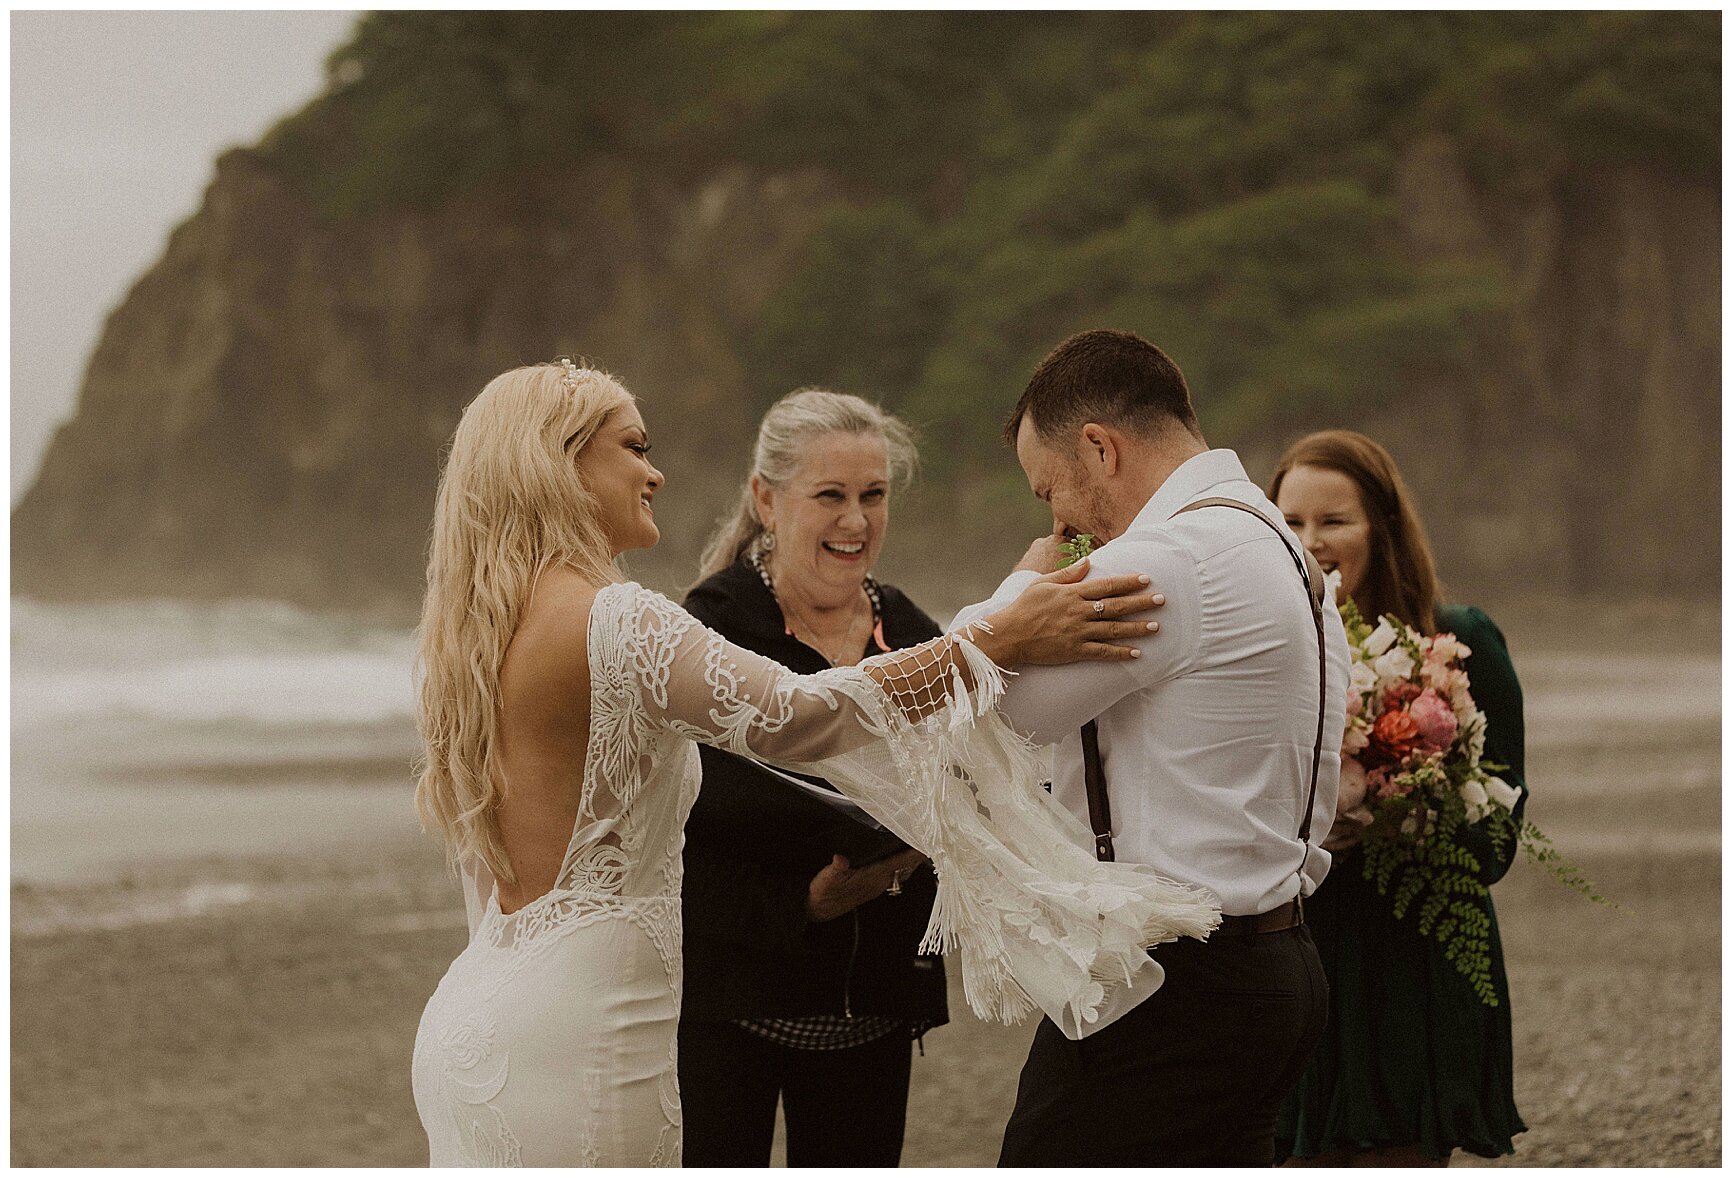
[805,849,929,922]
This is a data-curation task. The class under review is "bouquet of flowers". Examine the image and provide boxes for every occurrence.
[1336,594,1606,1005]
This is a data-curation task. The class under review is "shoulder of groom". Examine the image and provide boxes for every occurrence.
[1093,524,1200,579]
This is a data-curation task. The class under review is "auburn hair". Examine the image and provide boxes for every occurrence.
[1268,429,1441,635]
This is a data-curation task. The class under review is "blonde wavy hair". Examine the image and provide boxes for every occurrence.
[415,361,633,881]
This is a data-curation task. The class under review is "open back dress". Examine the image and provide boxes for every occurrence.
[412,581,1220,1165]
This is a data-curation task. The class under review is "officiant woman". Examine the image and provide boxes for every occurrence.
[676,389,947,1167]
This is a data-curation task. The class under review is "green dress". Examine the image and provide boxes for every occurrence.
[1276,604,1529,1161]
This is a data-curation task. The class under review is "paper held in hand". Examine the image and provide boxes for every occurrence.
[751,761,888,830]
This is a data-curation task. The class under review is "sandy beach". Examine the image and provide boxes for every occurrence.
[11,605,1720,1166]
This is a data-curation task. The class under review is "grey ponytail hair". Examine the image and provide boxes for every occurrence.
[697,388,918,580]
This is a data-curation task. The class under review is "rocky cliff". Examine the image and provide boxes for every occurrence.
[14,151,844,612]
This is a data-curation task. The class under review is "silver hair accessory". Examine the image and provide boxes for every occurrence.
[557,357,582,392]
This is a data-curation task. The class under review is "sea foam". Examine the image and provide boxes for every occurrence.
[12,597,415,729]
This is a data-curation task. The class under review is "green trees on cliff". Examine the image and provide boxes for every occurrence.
[261,11,1714,473]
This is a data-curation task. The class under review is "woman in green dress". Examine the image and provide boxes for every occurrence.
[1268,430,1528,1166]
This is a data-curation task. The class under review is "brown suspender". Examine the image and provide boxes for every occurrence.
[1080,719,1116,862]
[1080,497,1329,877]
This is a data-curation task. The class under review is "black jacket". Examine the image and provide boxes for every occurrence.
[677,558,950,1028]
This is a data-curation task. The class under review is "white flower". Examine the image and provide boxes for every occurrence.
[1372,647,1416,683]
[1348,661,1379,697]
[1485,776,1521,811]
[1461,778,1490,822]
[1430,633,1472,663]
[1422,660,1454,692]
[1364,620,1399,657]
[1462,714,1487,762]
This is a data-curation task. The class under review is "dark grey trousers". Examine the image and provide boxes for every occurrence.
[998,924,1328,1167]
[678,1019,912,1167]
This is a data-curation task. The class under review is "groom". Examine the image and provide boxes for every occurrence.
[952,329,1351,1166]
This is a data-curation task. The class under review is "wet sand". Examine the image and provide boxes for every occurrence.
[11,621,1720,1166]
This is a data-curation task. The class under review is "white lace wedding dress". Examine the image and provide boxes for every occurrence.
[411,582,1217,1166]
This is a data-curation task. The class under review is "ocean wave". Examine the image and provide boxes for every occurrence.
[12,596,415,728]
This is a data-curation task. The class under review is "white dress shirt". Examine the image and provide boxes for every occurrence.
[953,449,1351,916]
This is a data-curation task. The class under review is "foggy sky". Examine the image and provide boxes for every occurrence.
[11,10,357,504]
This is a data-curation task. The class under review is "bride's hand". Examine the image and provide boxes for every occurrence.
[973,558,1165,667]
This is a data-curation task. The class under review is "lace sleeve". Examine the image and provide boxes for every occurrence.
[594,583,1221,1038]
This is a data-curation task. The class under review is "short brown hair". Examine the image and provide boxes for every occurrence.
[1004,329,1201,445]
[1267,429,1441,635]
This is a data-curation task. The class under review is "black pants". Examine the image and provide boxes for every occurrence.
[678,1020,912,1167]
[998,925,1328,1167]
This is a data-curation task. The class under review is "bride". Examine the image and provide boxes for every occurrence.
[409,361,1219,1166]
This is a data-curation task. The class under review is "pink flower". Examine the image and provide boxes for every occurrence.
[1367,765,1412,800]
[1409,688,1458,754]
[1365,765,1389,795]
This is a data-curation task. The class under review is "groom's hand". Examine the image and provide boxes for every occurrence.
[1012,530,1069,576]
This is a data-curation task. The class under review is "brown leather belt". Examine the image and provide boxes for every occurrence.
[1212,898,1303,937]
